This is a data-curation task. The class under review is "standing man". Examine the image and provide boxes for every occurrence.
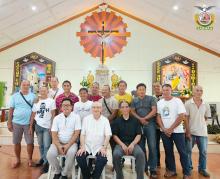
[76,102,112,179]
[56,80,79,113]
[113,101,145,179]
[88,82,102,102]
[114,80,132,117]
[7,80,36,168]
[47,98,81,179]
[185,85,211,177]
[29,86,56,173]
[131,83,157,178]
[152,82,162,168]
[99,85,118,124]
[48,77,63,99]
[114,80,132,105]
[157,84,190,179]
[74,88,93,121]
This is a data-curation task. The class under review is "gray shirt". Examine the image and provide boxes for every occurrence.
[99,96,118,118]
[131,95,157,122]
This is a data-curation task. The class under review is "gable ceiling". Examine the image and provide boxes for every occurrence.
[0,0,219,55]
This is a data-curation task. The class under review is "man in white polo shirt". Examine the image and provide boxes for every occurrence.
[47,98,81,179]
[76,101,112,179]
[185,85,211,177]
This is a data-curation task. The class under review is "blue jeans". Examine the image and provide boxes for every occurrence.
[161,132,190,176]
[35,123,52,164]
[139,121,157,172]
[186,135,208,171]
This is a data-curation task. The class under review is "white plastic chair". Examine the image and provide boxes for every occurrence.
[77,155,105,179]
[113,155,136,179]
[47,155,76,179]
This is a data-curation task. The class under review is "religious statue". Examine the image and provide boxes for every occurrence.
[111,70,120,90]
[87,71,94,88]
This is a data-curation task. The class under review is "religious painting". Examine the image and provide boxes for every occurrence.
[153,53,197,97]
[13,52,56,94]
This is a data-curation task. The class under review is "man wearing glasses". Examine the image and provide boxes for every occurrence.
[47,98,81,179]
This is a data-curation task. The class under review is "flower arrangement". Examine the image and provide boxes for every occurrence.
[80,77,90,88]
[180,88,192,97]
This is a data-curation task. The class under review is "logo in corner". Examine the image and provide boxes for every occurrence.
[194,5,215,30]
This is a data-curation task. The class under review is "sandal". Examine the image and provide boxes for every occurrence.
[164,170,177,177]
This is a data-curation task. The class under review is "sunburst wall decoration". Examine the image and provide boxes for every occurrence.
[76,3,131,64]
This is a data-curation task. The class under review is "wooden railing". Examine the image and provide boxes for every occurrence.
[0,108,9,122]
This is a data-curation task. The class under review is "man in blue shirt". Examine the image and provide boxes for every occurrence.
[7,80,35,168]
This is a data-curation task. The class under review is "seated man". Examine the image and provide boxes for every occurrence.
[47,98,81,179]
[76,102,112,179]
[113,100,145,179]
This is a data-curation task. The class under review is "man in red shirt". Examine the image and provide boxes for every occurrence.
[88,82,102,102]
[56,80,79,113]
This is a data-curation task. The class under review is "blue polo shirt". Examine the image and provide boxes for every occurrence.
[10,92,35,125]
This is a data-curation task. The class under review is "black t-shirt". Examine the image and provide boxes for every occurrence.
[112,116,142,145]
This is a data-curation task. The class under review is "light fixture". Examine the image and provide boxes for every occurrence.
[31,5,37,11]
[173,5,179,11]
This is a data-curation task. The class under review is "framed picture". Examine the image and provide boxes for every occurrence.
[210,104,217,117]
[13,52,56,94]
[153,53,197,97]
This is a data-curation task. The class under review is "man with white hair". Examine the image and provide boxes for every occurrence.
[48,76,63,99]
[76,101,112,179]
[185,85,211,177]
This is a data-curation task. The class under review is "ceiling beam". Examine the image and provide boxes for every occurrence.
[0,3,219,58]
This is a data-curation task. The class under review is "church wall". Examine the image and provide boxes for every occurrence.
[0,11,219,107]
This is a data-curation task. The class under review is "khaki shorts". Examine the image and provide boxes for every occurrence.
[12,123,34,145]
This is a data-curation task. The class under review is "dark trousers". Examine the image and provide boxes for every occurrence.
[156,129,161,166]
[76,152,107,179]
[161,132,190,176]
[139,135,148,171]
[113,144,145,179]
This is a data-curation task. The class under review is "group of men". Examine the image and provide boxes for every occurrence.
[7,77,211,179]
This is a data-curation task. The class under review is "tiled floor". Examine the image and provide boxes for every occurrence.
[0,145,220,179]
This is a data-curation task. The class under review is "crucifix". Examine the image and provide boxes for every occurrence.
[87,21,119,64]
[77,10,130,64]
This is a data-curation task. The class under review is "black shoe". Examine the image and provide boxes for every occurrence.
[41,162,49,173]
[53,173,61,179]
[145,169,149,176]
[33,159,44,167]
[150,171,157,178]
[61,175,68,179]
[199,170,210,177]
